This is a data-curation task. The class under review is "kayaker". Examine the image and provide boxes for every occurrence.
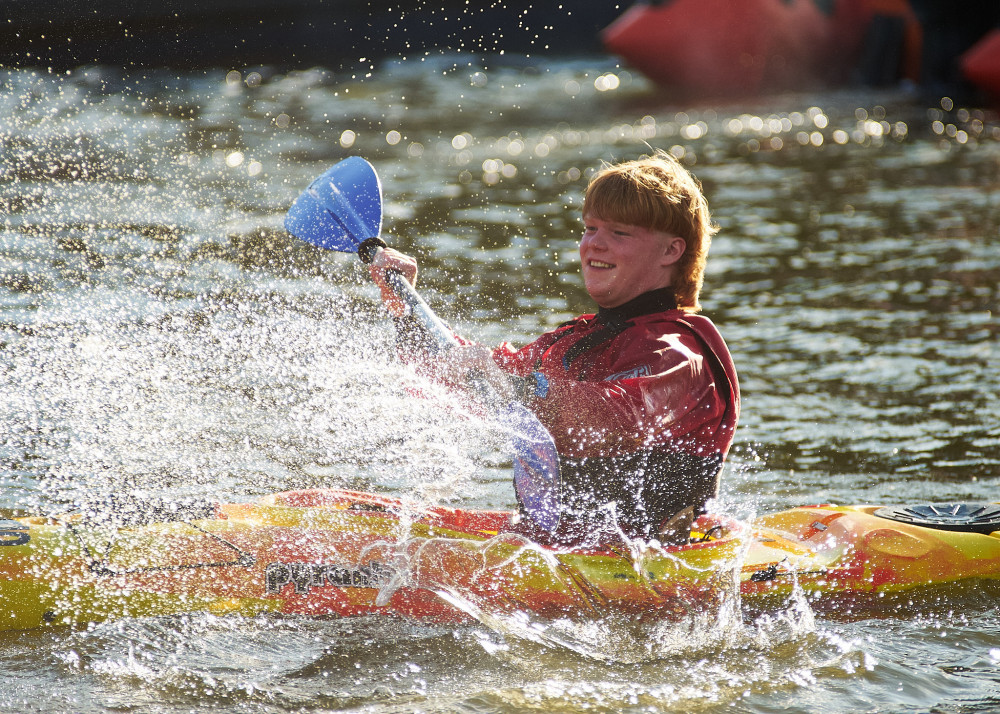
[370,151,740,545]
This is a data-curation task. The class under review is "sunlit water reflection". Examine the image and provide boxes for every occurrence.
[1,54,999,713]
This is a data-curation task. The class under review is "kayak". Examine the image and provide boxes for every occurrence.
[1,488,999,632]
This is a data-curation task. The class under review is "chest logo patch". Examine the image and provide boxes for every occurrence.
[604,364,652,381]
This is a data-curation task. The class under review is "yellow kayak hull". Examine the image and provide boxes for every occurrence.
[1,490,998,632]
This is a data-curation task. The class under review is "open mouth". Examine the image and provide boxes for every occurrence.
[588,260,615,269]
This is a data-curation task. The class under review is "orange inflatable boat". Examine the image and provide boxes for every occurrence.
[602,0,921,95]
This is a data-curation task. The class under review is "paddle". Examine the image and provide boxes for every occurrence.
[285,157,562,532]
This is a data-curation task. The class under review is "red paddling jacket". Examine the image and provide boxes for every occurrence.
[493,288,740,542]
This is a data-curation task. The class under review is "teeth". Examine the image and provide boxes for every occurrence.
[589,260,614,268]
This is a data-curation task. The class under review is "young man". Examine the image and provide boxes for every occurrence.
[371,152,740,545]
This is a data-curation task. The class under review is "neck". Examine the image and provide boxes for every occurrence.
[596,287,677,322]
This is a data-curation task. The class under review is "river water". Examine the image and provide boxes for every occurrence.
[1,55,999,713]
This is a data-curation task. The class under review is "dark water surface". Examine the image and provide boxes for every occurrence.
[1,56,999,712]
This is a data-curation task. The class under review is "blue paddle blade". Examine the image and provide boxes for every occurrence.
[505,402,562,532]
[285,157,383,252]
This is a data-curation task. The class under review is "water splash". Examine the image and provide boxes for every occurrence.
[0,273,509,513]
[361,518,818,666]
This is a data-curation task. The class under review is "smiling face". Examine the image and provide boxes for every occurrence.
[579,215,686,308]
[581,152,716,312]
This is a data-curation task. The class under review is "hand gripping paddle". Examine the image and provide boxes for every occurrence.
[285,157,562,532]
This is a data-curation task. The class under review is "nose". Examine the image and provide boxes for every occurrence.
[582,227,607,250]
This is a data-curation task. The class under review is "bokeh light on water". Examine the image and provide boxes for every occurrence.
[1,53,1000,713]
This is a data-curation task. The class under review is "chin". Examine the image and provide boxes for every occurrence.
[584,288,606,304]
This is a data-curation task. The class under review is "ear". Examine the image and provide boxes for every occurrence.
[660,236,686,267]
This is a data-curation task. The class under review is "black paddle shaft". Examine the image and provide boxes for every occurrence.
[358,237,458,354]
